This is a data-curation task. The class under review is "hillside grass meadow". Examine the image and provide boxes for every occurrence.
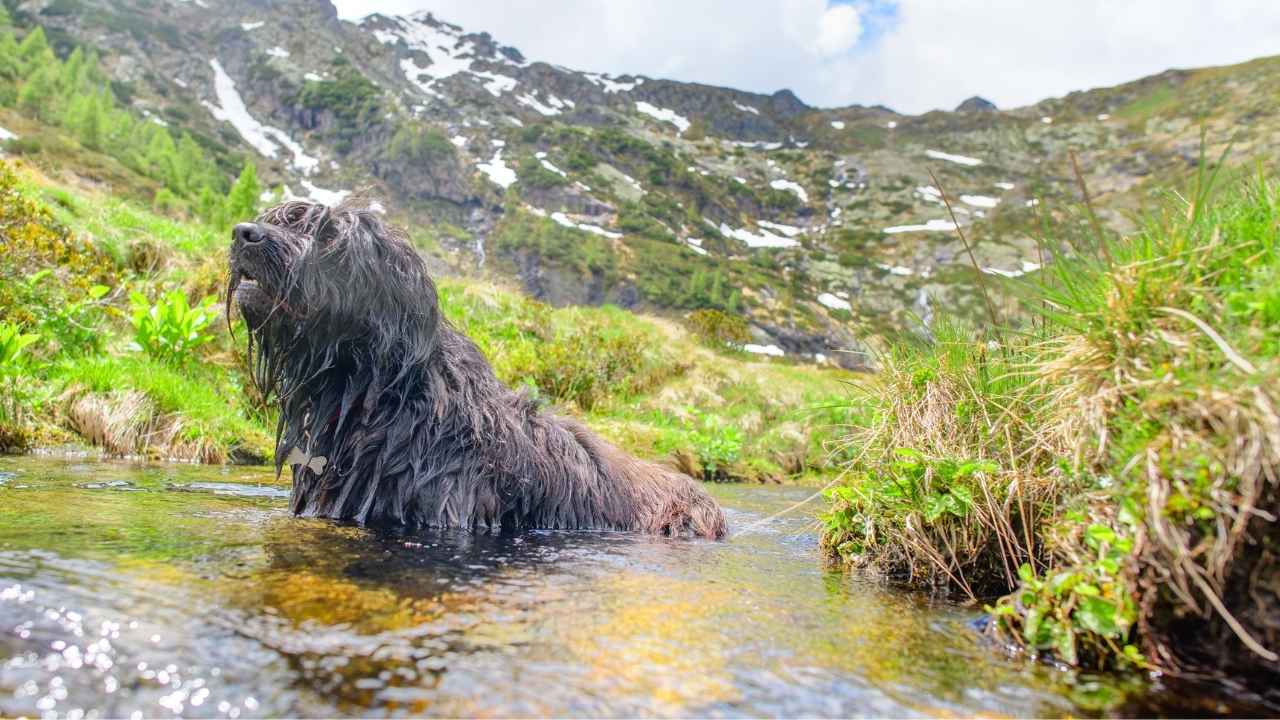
[820,167,1280,682]
[0,156,854,481]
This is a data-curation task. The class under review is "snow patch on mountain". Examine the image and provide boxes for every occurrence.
[516,93,560,116]
[916,185,943,203]
[378,14,520,100]
[551,212,622,239]
[634,102,690,133]
[817,293,851,311]
[925,149,983,167]
[983,260,1042,278]
[769,179,808,203]
[583,72,642,93]
[0,126,17,141]
[960,194,1000,209]
[204,59,319,175]
[478,150,517,188]
[720,222,800,249]
[883,219,958,234]
[298,181,350,206]
[757,220,803,237]
[729,140,784,151]
[733,102,760,115]
[536,153,568,177]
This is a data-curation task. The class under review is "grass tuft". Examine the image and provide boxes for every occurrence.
[824,170,1280,682]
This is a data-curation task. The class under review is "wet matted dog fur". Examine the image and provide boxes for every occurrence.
[227,200,727,539]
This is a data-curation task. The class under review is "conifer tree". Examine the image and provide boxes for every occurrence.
[0,32,20,84]
[143,128,180,189]
[77,94,104,150]
[18,63,57,120]
[224,162,261,223]
[16,27,54,77]
[60,47,84,96]
[196,185,222,224]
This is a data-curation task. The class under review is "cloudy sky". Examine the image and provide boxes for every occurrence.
[330,0,1280,114]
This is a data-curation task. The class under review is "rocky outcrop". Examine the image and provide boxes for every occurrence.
[955,96,997,113]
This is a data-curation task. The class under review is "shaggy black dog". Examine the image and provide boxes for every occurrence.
[228,200,727,539]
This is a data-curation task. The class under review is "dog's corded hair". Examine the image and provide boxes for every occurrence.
[228,200,726,538]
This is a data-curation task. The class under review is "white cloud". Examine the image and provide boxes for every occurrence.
[815,4,862,56]
[331,1,1280,114]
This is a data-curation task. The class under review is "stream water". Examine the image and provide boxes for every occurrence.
[0,456,1224,718]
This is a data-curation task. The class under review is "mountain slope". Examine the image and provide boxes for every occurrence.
[9,0,1278,367]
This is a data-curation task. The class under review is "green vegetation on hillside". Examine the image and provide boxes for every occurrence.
[822,170,1280,682]
[0,17,267,226]
[0,158,851,481]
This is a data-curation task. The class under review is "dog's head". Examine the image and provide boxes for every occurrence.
[228,199,440,396]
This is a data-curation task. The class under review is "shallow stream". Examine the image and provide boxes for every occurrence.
[0,456,1227,717]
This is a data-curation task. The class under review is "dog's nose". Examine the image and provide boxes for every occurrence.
[233,222,265,246]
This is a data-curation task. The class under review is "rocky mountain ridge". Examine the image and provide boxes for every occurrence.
[10,0,1279,367]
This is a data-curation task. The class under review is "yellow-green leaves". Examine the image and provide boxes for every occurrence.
[127,290,217,365]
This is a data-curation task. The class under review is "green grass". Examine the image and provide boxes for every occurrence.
[1114,84,1179,129]
[54,353,273,460]
[822,171,1280,678]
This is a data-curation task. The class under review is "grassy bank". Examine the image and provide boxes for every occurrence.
[821,171,1280,687]
[0,157,852,479]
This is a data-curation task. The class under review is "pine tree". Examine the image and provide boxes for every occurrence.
[101,104,136,157]
[709,271,724,307]
[0,32,20,84]
[78,94,104,150]
[196,185,222,224]
[224,162,261,223]
[18,63,58,120]
[0,32,18,105]
[153,187,183,216]
[60,47,84,97]
[144,128,179,189]
[16,27,54,78]
[175,133,218,197]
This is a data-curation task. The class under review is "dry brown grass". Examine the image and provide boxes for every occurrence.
[64,388,222,463]
[827,329,1070,597]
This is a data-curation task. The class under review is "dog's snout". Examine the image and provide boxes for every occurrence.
[233,222,266,246]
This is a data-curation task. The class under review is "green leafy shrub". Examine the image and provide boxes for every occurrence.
[0,321,39,449]
[616,201,674,241]
[295,65,385,152]
[128,290,217,365]
[19,270,111,354]
[387,124,454,166]
[520,312,682,411]
[989,510,1144,669]
[0,160,118,331]
[686,411,743,481]
[822,445,1014,592]
[684,308,749,349]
